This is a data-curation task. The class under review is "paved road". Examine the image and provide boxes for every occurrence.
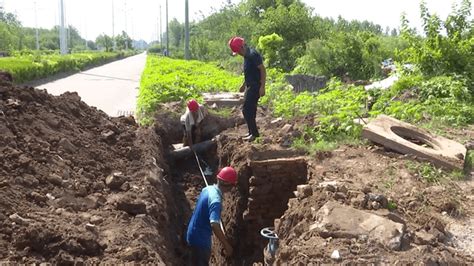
[37,52,147,117]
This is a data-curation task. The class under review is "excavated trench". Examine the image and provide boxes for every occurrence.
[218,152,308,265]
[154,109,309,264]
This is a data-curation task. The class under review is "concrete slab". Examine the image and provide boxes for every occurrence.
[203,92,243,108]
[362,115,466,170]
[310,201,405,250]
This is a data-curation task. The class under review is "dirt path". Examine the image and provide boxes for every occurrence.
[36,53,146,117]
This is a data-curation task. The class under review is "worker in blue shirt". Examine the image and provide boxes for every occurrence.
[186,166,237,265]
[228,36,267,142]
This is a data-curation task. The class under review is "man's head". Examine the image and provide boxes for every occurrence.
[217,166,237,192]
[228,37,246,57]
[187,99,199,113]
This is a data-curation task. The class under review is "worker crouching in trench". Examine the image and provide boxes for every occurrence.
[181,99,208,149]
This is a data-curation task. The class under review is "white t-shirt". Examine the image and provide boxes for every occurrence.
[180,105,206,132]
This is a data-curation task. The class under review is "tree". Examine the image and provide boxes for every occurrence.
[87,40,97,50]
[256,1,314,70]
[257,33,283,68]
[96,34,113,52]
[169,18,184,48]
[400,0,473,82]
[115,31,132,50]
[0,7,21,51]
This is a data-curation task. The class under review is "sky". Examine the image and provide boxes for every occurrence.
[1,0,471,43]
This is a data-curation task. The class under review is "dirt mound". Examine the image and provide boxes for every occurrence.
[274,146,474,264]
[0,84,182,264]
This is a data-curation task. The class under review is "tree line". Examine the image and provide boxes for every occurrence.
[0,6,133,53]
[160,0,472,83]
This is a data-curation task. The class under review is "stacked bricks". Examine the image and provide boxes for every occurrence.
[241,157,307,261]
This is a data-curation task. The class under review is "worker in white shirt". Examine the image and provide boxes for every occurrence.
[181,99,207,149]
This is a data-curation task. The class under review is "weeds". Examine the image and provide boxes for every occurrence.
[208,107,233,118]
[406,161,465,183]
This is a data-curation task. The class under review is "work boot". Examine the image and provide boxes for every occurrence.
[241,133,251,138]
[244,134,258,142]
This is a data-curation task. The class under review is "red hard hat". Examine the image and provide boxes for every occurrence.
[187,99,199,112]
[228,37,245,54]
[217,167,237,185]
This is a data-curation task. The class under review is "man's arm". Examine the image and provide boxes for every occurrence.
[257,64,266,97]
[211,223,233,256]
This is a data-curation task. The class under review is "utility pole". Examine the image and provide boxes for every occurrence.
[124,0,128,50]
[34,1,39,50]
[166,0,169,54]
[184,0,190,60]
[159,4,162,49]
[112,0,116,50]
[59,0,67,54]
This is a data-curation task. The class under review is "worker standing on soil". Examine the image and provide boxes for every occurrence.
[228,36,266,142]
[186,166,237,265]
[181,99,207,149]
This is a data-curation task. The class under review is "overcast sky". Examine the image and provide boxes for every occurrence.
[1,0,470,42]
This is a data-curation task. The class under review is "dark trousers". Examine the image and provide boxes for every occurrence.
[243,84,260,137]
[189,246,211,266]
[182,125,201,146]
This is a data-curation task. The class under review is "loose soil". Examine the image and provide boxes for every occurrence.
[1,81,473,265]
[0,84,183,264]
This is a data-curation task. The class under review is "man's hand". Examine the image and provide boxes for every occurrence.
[259,85,265,97]
[239,84,246,93]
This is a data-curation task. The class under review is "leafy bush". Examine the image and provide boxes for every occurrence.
[370,74,474,126]
[399,0,473,86]
[257,33,284,68]
[294,31,406,80]
[262,75,368,146]
[137,55,241,121]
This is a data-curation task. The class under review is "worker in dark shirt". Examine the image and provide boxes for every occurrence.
[228,36,267,142]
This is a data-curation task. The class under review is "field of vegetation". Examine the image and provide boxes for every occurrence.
[137,56,241,124]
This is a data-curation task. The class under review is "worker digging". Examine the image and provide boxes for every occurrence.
[186,167,237,266]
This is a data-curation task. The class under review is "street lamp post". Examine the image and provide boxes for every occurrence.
[112,0,116,50]
[184,0,190,60]
[59,0,67,54]
[34,1,39,50]
[166,0,169,54]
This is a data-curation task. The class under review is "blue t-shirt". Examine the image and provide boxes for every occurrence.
[186,185,222,250]
[244,48,263,87]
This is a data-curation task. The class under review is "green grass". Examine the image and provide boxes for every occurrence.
[137,55,241,123]
[406,161,465,184]
[0,51,134,83]
[208,107,233,118]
